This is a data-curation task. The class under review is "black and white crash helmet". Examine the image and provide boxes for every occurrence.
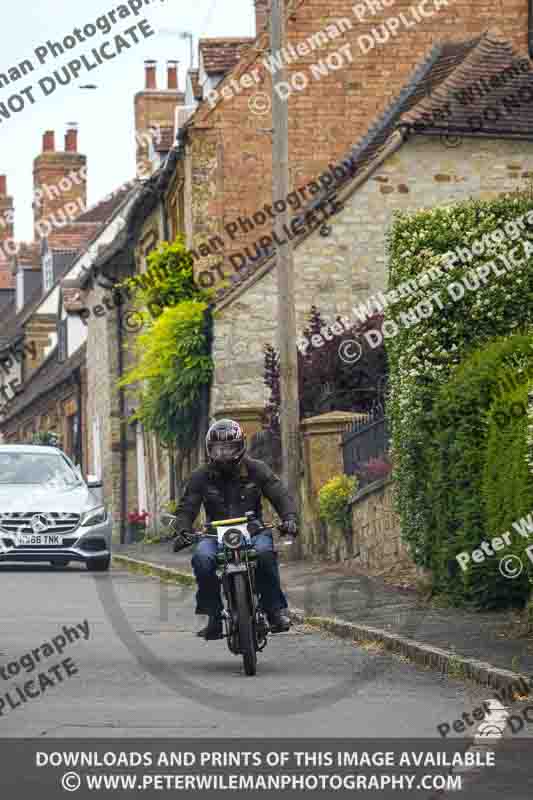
[206,419,246,466]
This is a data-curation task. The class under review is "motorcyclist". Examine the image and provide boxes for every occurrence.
[173,419,299,640]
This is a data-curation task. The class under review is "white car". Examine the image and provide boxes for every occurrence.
[0,445,112,571]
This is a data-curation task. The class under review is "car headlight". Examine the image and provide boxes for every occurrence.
[81,506,108,527]
[223,528,243,549]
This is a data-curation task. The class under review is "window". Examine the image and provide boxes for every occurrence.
[0,451,81,487]
[16,268,24,312]
[43,250,54,293]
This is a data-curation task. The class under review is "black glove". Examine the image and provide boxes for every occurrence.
[280,517,298,537]
[172,529,194,552]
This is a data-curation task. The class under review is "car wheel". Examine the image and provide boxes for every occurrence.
[87,556,111,572]
[50,559,70,568]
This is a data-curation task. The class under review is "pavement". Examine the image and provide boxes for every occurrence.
[114,540,533,691]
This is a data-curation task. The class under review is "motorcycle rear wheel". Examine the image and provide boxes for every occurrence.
[233,573,257,676]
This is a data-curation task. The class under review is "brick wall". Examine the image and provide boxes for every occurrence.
[134,83,184,177]
[188,0,528,279]
[33,130,86,233]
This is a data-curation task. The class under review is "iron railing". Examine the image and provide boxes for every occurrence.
[342,407,390,487]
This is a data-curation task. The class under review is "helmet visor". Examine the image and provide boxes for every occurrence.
[209,441,243,464]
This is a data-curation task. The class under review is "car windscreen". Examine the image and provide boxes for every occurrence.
[0,452,82,487]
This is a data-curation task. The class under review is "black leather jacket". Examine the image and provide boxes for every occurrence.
[174,455,297,532]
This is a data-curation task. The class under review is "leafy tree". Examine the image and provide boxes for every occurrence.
[263,307,388,430]
[118,238,214,452]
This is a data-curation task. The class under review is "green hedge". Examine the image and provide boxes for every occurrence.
[386,192,533,595]
[427,334,533,607]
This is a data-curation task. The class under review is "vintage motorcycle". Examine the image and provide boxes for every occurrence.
[160,511,291,676]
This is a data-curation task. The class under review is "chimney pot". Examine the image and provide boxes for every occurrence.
[65,124,78,153]
[145,60,157,90]
[254,0,271,35]
[167,60,179,90]
[43,130,55,152]
[0,176,6,196]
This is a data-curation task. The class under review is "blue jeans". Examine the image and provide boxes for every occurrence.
[191,529,288,617]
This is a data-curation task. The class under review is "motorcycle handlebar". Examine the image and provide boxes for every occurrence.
[188,522,284,539]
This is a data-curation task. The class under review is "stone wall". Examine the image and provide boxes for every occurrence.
[350,478,413,577]
[342,136,533,298]
[85,268,139,542]
[210,135,533,411]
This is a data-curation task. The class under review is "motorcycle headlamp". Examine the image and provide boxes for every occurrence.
[223,529,243,549]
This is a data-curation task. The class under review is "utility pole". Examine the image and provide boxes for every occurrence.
[271,0,300,516]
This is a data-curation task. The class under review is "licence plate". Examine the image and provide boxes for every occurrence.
[17,534,63,546]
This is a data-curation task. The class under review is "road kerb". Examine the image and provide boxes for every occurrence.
[112,554,196,587]
[291,609,532,696]
[112,554,531,696]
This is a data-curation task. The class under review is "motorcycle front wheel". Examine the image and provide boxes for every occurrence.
[233,573,257,676]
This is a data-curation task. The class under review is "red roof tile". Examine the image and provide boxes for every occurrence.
[47,222,101,251]
[402,34,533,138]
[199,38,254,76]
[75,182,135,224]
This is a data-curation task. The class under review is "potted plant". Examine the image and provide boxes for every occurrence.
[127,509,150,542]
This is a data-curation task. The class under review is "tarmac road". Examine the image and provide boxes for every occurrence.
[0,562,495,739]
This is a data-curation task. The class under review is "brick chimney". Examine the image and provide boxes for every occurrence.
[65,125,78,153]
[33,124,87,237]
[134,61,185,178]
[145,59,157,89]
[167,60,179,90]
[255,0,271,35]
[0,175,14,245]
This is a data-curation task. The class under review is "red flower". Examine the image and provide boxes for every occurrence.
[128,509,150,524]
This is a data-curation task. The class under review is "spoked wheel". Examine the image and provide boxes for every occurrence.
[233,573,257,676]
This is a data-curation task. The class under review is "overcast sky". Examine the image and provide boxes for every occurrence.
[1,0,254,240]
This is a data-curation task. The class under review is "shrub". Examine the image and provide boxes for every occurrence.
[424,333,533,606]
[387,192,533,576]
[477,380,533,608]
[318,474,358,529]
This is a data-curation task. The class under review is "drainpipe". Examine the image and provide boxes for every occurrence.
[530,0,533,59]
[159,199,176,503]
[75,367,83,468]
[117,296,128,545]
